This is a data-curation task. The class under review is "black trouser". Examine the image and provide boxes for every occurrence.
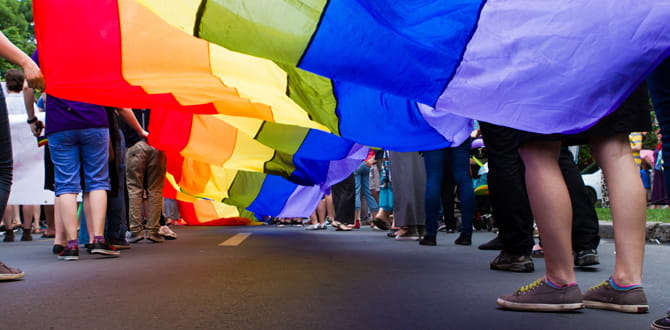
[480,122,599,255]
[0,91,12,217]
[331,174,355,225]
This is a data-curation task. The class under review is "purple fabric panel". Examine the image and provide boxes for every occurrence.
[275,185,323,218]
[435,0,670,134]
[417,103,474,147]
[275,144,367,217]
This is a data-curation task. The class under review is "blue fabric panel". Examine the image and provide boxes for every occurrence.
[294,128,355,160]
[299,0,485,106]
[246,175,298,216]
[288,156,331,186]
[334,81,452,151]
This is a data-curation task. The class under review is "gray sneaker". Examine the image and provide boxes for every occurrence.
[0,262,24,281]
[127,231,144,243]
[574,249,600,267]
[490,251,534,272]
[497,278,584,312]
[582,279,648,313]
[146,231,164,243]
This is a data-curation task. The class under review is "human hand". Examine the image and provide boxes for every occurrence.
[30,120,44,137]
[22,61,44,90]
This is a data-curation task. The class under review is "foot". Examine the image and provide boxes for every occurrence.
[419,235,436,246]
[88,240,121,256]
[371,217,389,231]
[305,223,321,230]
[478,236,503,250]
[490,251,534,272]
[158,225,177,239]
[3,229,14,242]
[395,228,420,241]
[454,233,472,246]
[127,231,144,243]
[497,278,584,312]
[582,278,648,313]
[58,246,80,261]
[651,310,670,330]
[52,244,65,255]
[573,249,599,267]
[110,239,131,250]
[146,231,165,243]
[0,261,24,281]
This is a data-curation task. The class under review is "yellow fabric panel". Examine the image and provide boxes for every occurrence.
[119,0,236,105]
[225,128,276,173]
[210,200,243,219]
[135,0,200,34]
[209,44,330,132]
[198,167,242,201]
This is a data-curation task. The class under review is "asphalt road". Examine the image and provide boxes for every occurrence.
[1,225,668,330]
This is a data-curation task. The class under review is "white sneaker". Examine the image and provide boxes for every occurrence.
[318,223,328,230]
[158,225,177,239]
[305,224,320,230]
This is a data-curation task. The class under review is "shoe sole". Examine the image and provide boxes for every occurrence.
[490,263,535,273]
[583,300,649,313]
[371,218,389,231]
[147,237,164,243]
[496,298,584,312]
[0,272,25,280]
[112,245,132,250]
[58,256,79,261]
[128,237,144,243]
[90,249,121,256]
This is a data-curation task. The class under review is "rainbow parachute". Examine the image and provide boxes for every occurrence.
[32,0,670,223]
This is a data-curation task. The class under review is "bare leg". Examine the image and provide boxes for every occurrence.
[83,190,107,239]
[57,193,79,242]
[519,140,575,285]
[591,134,645,285]
[316,199,326,225]
[44,204,56,236]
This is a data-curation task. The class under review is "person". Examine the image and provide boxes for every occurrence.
[0,30,44,279]
[118,108,165,243]
[650,130,668,208]
[497,83,650,313]
[388,151,425,240]
[31,49,119,261]
[478,123,601,272]
[419,135,475,246]
[353,150,379,229]
[330,173,354,231]
[3,69,41,242]
[647,57,670,330]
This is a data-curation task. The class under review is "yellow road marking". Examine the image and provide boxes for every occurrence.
[218,233,252,246]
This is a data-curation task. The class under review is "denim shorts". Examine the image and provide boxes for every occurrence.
[48,128,111,196]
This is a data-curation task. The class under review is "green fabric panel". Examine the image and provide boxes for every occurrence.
[197,0,327,64]
[224,171,264,208]
[255,122,308,155]
[263,151,297,179]
[278,63,340,136]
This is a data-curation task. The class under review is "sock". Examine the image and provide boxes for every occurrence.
[93,235,105,243]
[609,277,642,290]
[545,276,577,288]
[66,240,78,249]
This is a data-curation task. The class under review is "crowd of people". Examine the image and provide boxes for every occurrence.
[2,26,670,328]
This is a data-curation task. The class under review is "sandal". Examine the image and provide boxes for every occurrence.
[331,221,352,231]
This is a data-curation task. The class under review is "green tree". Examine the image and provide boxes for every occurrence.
[0,0,34,76]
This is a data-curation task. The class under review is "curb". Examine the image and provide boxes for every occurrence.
[598,220,670,243]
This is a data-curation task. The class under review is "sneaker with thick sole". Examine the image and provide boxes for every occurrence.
[651,310,670,330]
[478,236,503,250]
[497,278,584,312]
[158,225,177,239]
[490,251,534,272]
[146,231,164,243]
[582,279,648,313]
[127,231,144,243]
[110,239,131,250]
[58,246,80,261]
[0,262,24,281]
[574,249,600,267]
[88,241,121,257]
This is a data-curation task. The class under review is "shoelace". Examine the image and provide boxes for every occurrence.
[515,278,543,295]
[588,280,609,291]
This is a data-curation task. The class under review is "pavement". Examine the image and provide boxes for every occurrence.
[1,225,668,330]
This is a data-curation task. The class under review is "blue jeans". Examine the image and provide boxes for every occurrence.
[424,138,474,237]
[48,128,110,195]
[648,57,670,194]
[354,161,378,212]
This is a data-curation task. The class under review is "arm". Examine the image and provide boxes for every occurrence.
[0,32,44,90]
[23,85,42,136]
[116,108,149,137]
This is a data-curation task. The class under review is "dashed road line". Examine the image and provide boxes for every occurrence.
[218,233,252,246]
